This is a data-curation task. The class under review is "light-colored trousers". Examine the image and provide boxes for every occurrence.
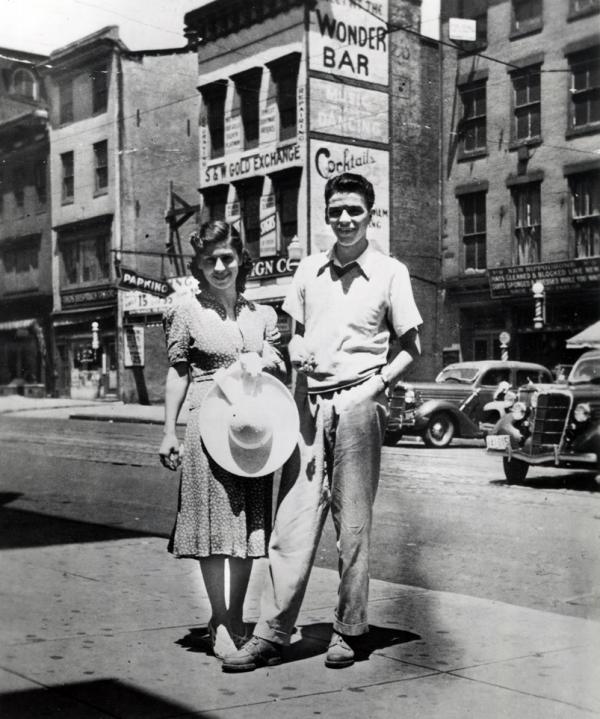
[254,375,389,644]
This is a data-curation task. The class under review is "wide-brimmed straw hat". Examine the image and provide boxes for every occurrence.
[199,360,299,477]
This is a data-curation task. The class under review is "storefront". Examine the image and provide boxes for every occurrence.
[52,292,118,399]
[449,257,600,370]
[0,316,49,397]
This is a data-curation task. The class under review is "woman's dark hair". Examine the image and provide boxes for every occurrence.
[324,172,375,211]
[188,220,253,293]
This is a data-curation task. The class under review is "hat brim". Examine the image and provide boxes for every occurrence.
[199,364,299,478]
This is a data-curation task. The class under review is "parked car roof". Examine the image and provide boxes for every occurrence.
[441,360,549,371]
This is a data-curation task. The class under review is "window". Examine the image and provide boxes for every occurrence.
[570,171,600,257]
[200,186,228,223]
[458,82,486,155]
[234,68,261,150]
[62,233,110,286]
[34,158,47,208]
[93,141,108,193]
[569,48,600,130]
[91,65,108,114]
[569,0,600,19]
[457,0,487,51]
[512,67,541,141]
[269,55,300,141]
[201,82,227,159]
[61,151,74,203]
[460,192,486,271]
[2,241,39,293]
[481,368,511,386]
[274,172,300,252]
[236,179,262,258]
[512,0,542,35]
[11,68,36,99]
[59,79,73,124]
[12,167,25,216]
[516,367,552,384]
[513,183,541,264]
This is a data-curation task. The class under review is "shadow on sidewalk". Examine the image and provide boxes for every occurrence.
[0,677,217,719]
[175,621,420,664]
[0,492,154,550]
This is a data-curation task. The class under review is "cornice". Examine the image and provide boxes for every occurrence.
[184,0,307,45]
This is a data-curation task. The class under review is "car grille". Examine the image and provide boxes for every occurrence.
[528,392,571,456]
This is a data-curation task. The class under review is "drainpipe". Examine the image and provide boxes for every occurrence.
[115,50,124,399]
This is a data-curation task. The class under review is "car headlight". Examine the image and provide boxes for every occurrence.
[573,402,591,423]
[404,387,416,405]
[504,390,517,407]
[530,391,539,409]
[511,402,527,421]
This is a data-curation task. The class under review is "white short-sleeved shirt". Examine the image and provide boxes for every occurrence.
[282,243,423,393]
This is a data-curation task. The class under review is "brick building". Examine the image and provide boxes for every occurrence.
[439,0,600,370]
[181,0,441,379]
[0,47,51,396]
[43,26,199,401]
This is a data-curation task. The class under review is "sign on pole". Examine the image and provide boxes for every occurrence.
[448,18,477,42]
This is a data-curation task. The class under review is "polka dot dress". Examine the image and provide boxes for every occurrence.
[163,293,277,559]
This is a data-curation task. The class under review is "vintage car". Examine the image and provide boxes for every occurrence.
[486,349,600,483]
[386,360,553,448]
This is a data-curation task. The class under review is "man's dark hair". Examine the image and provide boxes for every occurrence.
[188,220,253,293]
[324,173,375,211]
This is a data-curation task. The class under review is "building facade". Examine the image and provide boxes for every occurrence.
[0,48,51,396]
[182,0,441,379]
[43,26,198,402]
[440,0,600,370]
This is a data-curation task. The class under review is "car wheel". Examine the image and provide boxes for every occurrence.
[423,412,455,448]
[503,456,529,484]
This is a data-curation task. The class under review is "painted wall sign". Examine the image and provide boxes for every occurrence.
[310,78,388,141]
[488,258,600,298]
[124,326,145,367]
[248,255,299,281]
[309,0,389,86]
[310,139,389,253]
[203,141,302,186]
[117,267,173,298]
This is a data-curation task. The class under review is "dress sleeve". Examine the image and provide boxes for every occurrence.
[163,303,190,365]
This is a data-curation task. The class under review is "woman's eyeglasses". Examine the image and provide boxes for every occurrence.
[326,205,367,219]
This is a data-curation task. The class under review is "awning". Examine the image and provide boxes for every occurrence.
[566,320,600,350]
[0,318,36,331]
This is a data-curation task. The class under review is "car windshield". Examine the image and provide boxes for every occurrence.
[436,366,479,383]
[569,357,600,384]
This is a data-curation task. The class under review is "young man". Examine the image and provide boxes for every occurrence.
[223,172,422,672]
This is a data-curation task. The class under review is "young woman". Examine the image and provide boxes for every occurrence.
[159,220,282,660]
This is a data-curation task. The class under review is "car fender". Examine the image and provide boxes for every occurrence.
[415,399,481,436]
[571,423,600,460]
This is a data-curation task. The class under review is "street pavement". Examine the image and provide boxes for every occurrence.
[1,395,599,718]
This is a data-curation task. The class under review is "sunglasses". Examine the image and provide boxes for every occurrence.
[326,205,368,219]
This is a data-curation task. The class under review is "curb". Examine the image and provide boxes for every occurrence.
[68,413,186,426]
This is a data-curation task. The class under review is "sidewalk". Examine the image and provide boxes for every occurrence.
[1,532,599,718]
[2,396,600,717]
[0,395,186,425]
